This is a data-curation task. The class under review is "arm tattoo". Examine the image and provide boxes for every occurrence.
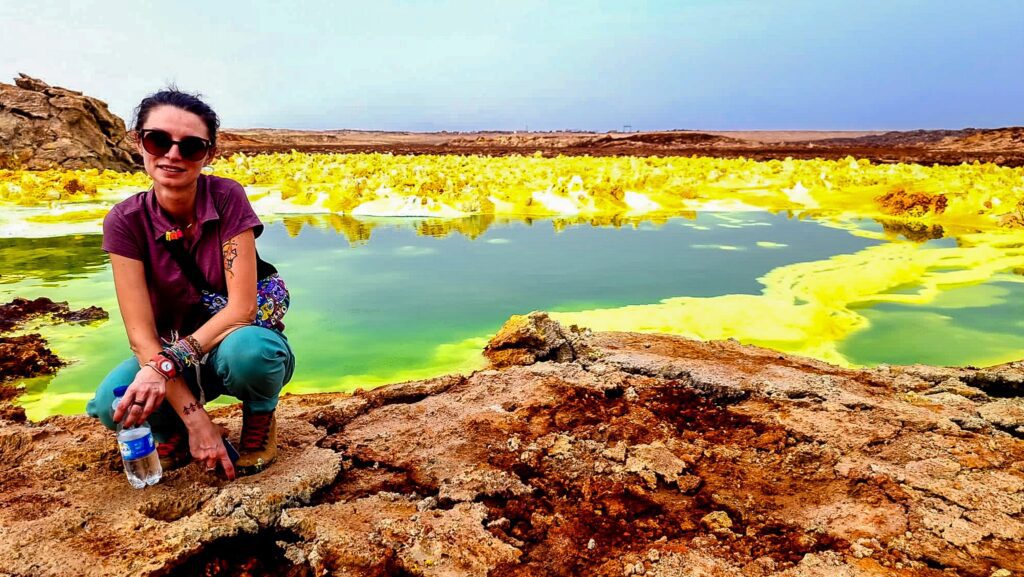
[222,240,239,279]
[183,402,200,416]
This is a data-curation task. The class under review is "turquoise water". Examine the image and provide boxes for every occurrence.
[840,276,1024,367]
[3,212,1021,418]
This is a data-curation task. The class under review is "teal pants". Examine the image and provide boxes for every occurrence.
[86,326,295,442]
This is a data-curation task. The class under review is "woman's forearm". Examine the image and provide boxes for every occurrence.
[163,374,209,427]
[128,333,165,365]
[190,300,257,354]
[188,230,259,355]
[111,254,167,366]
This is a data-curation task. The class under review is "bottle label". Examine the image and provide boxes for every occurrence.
[118,434,155,460]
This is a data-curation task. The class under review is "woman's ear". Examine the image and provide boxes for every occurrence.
[205,146,218,166]
[131,131,146,157]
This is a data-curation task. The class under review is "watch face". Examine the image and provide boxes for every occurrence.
[160,360,173,372]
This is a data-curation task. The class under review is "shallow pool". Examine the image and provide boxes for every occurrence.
[5,211,1022,419]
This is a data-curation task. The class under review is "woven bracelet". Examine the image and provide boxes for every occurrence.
[184,335,205,359]
[165,340,199,368]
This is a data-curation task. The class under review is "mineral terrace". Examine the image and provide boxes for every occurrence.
[1,313,1022,577]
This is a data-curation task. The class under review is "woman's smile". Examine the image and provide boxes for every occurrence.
[138,105,213,194]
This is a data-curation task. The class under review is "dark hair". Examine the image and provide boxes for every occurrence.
[132,87,220,146]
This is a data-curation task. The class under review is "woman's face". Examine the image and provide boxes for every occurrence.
[137,105,214,191]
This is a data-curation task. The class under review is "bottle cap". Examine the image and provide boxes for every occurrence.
[113,385,129,398]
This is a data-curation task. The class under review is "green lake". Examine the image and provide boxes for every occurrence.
[4,211,1023,420]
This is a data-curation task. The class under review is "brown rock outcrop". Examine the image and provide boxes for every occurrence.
[0,296,108,334]
[1,314,1023,576]
[0,74,140,170]
[483,311,591,368]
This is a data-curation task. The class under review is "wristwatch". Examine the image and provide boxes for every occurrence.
[148,352,179,380]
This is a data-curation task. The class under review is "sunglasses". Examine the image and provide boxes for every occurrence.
[138,129,213,162]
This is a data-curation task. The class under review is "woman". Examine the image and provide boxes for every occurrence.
[86,89,295,479]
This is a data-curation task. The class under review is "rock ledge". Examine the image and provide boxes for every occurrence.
[1,312,1023,577]
[0,74,140,170]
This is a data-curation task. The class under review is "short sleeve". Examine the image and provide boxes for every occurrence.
[102,204,143,260]
[217,180,264,242]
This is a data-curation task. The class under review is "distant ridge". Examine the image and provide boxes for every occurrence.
[217,127,1024,166]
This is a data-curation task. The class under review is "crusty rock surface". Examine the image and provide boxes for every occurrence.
[0,297,109,422]
[0,74,140,170]
[1,312,1023,576]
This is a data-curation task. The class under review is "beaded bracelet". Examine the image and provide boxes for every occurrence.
[164,338,200,368]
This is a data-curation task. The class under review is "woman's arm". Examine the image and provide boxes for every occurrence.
[110,253,163,364]
[110,253,235,478]
[189,228,258,353]
[109,252,204,426]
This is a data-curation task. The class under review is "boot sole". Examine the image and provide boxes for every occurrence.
[235,453,277,476]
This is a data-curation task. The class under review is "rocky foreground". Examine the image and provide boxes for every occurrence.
[1,313,1023,577]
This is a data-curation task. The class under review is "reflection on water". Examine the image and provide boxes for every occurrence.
[0,235,107,285]
[274,212,692,245]
[878,220,946,243]
[5,211,1023,419]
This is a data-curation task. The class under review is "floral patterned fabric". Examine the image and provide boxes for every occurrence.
[201,273,289,331]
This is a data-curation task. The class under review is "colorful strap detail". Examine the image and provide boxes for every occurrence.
[164,337,203,369]
[148,351,179,380]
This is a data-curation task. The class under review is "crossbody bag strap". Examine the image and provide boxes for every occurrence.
[142,191,215,293]
[162,235,215,292]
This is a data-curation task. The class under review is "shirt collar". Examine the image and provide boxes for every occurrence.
[147,174,219,240]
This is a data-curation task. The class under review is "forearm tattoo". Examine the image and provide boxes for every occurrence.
[223,240,239,279]
[183,402,200,416]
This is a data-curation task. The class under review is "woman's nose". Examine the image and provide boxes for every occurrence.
[163,143,184,160]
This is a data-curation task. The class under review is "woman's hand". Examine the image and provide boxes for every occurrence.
[114,365,167,427]
[187,416,237,480]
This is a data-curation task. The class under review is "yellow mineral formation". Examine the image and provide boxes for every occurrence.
[2,155,1022,233]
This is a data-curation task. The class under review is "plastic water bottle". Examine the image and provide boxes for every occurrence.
[112,385,162,488]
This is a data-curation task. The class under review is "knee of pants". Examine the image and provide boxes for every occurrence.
[214,327,294,402]
[85,356,140,432]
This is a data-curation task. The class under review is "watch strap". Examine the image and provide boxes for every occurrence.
[148,351,179,380]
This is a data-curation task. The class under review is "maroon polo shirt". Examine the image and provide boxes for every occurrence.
[102,174,263,340]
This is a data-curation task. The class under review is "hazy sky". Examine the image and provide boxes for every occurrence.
[2,0,1022,131]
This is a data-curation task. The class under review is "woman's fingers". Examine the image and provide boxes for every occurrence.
[197,444,235,479]
[220,454,235,480]
[191,431,231,478]
[140,395,158,422]
[117,367,167,426]
[127,403,144,428]
[118,392,137,426]
[119,382,166,427]
[113,388,136,424]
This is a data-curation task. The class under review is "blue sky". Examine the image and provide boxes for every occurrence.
[2,0,1021,131]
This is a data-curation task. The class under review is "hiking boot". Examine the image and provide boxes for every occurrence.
[156,429,190,471]
[236,408,277,475]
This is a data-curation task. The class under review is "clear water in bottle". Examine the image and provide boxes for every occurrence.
[112,386,162,488]
[117,425,162,488]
